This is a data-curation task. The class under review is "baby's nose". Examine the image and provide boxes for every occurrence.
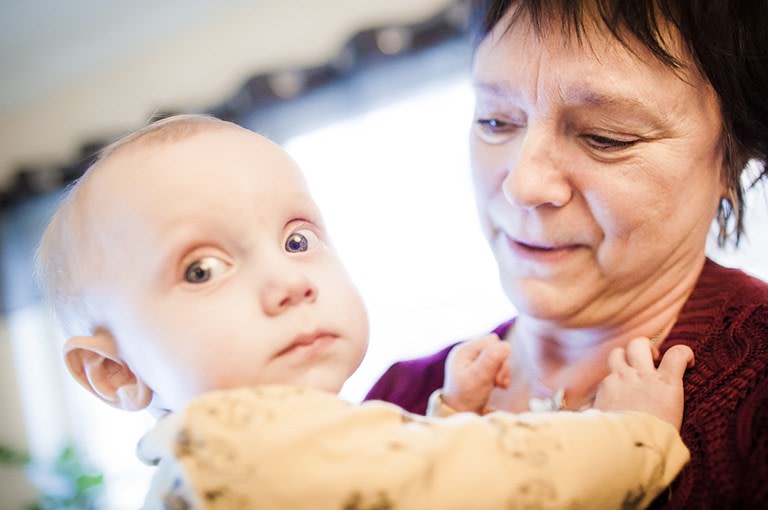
[260,273,317,315]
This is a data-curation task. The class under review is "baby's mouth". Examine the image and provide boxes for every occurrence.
[276,330,336,358]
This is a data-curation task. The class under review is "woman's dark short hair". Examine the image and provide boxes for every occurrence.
[469,0,768,245]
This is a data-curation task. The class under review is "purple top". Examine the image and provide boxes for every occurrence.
[364,258,768,509]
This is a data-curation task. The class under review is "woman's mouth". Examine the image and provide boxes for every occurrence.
[502,235,583,262]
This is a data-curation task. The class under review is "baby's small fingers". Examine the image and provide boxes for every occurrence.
[495,359,512,388]
[477,341,511,370]
[657,344,695,379]
[651,344,661,361]
[451,334,500,362]
[494,340,512,359]
[608,346,628,372]
[476,333,502,345]
[626,337,655,371]
[467,334,502,354]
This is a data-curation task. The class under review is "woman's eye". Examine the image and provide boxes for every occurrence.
[476,118,513,133]
[184,256,228,283]
[285,229,319,253]
[474,117,523,143]
[478,118,503,130]
[585,134,638,151]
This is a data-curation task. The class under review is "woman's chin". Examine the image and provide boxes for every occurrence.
[502,282,586,323]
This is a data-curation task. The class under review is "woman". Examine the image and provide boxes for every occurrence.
[366,1,768,508]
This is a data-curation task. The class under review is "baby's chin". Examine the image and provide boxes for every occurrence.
[154,372,351,413]
[287,370,350,395]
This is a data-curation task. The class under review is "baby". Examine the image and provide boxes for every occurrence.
[35,114,692,509]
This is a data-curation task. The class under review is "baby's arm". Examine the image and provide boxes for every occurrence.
[433,334,511,415]
[140,384,690,510]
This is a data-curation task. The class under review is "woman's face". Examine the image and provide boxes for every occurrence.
[470,13,725,328]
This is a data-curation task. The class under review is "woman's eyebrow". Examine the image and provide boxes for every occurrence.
[562,89,668,129]
[472,80,528,104]
[473,80,668,130]
[473,80,513,96]
[563,89,646,109]
[474,81,654,110]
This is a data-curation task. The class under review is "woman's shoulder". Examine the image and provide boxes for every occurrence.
[679,258,768,345]
[664,258,768,401]
[700,257,768,301]
[676,259,768,401]
[677,258,768,330]
[364,343,458,413]
[364,320,516,413]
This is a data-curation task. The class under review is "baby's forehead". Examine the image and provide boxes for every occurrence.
[48,121,319,286]
[92,126,301,185]
[79,127,316,224]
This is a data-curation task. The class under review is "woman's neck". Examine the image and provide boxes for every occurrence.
[515,256,702,367]
[513,315,675,371]
[489,270,698,413]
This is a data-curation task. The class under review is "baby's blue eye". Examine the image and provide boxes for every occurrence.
[285,233,309,253]
[184,257,227,283]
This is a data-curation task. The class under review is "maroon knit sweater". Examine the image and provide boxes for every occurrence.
[365,258,768,509]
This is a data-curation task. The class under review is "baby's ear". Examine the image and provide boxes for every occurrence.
[63,330,152,411]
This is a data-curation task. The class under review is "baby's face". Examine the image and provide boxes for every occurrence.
[81,127,369,410]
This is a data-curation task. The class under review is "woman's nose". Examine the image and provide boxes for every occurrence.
[501,125,572,209]
[260,273,318,315]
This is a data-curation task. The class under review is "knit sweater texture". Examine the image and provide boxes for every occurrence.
[365,258,768,509]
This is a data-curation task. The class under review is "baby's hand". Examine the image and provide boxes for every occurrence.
[442,334,511,414]
[593,337,694,430]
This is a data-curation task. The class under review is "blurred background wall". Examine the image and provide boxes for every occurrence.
[0,0,459,188]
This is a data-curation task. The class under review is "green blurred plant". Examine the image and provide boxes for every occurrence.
[0,443,104,510]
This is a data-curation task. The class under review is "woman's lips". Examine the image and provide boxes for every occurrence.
[502,235,583,262]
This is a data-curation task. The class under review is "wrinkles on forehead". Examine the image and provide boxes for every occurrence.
[474,3,717,143]
[495,0,695,76]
